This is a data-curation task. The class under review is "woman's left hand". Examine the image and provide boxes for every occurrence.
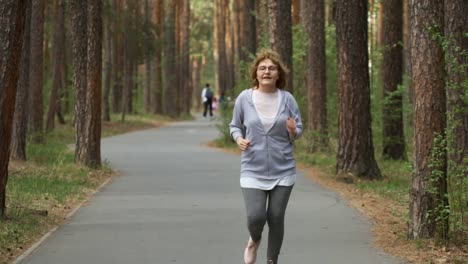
[286,117,296,134]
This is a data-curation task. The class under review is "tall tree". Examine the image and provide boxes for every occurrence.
[152,0,164,114]
[70,0,103,168]
[408,0,447,239]
[445,0,467,173]
[268,0,293,93]
[103,0,112,122]
[239,0,256,62]
[84,0,102,167]
[301,0,328,152]
[335,0,381,180]
[70,0,88,163]
[164,0,177,116]
[255,0,268,49]
[179,0,191,114]
[111,0,123,113]
[29,0,45,142]
[0,0,26,217]
[214,0,228,96]
[143,0,152,114]
[11,0,32,161]
[382,0,405,160]
[46,0,66,131]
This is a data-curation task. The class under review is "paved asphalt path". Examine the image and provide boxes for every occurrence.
[17,117,405,264]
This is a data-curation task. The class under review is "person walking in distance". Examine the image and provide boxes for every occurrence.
[201,83,214,118]
[230,49,303,264]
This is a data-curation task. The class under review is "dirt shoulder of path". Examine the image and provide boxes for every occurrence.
[210,144,467,264]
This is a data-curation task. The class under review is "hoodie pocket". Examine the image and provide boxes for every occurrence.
[269,147,295,175]
[241,149,267,175]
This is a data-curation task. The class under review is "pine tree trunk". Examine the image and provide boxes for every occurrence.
[11,0,32,161]
[164,1,177,116]
[240,0,256,62]
[335,0,381,180]
[84,0,102,168]
[0,0,26,217]
[112,0,123,113]
[408,0,447,240]
[301,0,328,152]
[152,0,164,114]
[29,0,45,143]
[103,10,112,122]
[382,0,405,160]
[70,0,89,164]
[268,0,293,92]
[46,0,65,132]
[180,0,190,115]
[445,0,467,171]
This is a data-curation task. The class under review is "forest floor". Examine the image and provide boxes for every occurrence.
[299,165,467,264]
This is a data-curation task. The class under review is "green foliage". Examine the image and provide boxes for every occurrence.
[325,25,338,140]
[292,24,308,125]
[426,24,468,241]
[215,101,235,147]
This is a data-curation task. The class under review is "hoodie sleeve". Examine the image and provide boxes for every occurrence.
[229,92,245,142]
[287,93,303,140]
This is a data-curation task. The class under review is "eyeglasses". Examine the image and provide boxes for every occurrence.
[257,65,278,72]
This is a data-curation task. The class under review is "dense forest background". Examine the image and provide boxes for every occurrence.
[0,0,466,262]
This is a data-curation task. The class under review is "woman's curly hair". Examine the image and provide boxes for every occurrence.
[248,49,290,89]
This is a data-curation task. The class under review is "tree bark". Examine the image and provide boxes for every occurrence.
[0,0,26,217]
[408,0,447,240]
[335,0,381,180]
[180,0,190,115]
[103,3,112,122]
[268,0,293,92]
[152,0,164,114]
[240,0,256,62]
[445,0,467,171]
[301,0,328,152]
[111,0,123,113]
[46,0,65,132]
[70,0,88,164]
[163,0,177,117]
[382,0,405,160]
[11,0,32,161]
[29,0,45,143]
[84,0,102,168]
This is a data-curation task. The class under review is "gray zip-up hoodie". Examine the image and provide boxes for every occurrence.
[230,88,303,179]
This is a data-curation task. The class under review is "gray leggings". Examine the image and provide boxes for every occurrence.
[241,185,293,261]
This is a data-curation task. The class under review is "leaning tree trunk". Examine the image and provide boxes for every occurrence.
[11,0,32,161]
[0,0,26,217]
[268,0,293,93]
[335,0,381,180]
[408,0,447,240]
[382,0,405,160]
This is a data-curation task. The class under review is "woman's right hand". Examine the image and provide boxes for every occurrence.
[236,137,251,151]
